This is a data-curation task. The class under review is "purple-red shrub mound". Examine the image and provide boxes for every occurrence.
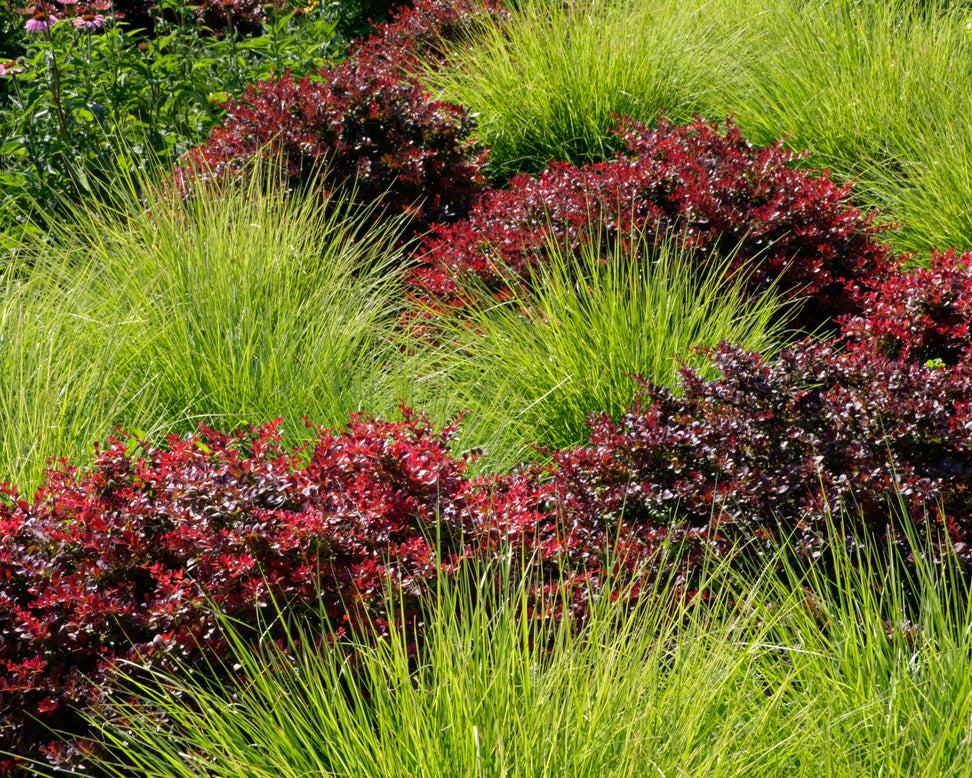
[839,249,972,367]
[173,58,486,233]
[171,0,508,233]
[0,411,478,775]
[409,116,895,334]
[498,340,972,592]
[351,0,509,74]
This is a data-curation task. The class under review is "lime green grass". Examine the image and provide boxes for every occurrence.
[432,0,972,254]
[0,180,788,490]
[89,525,972,777]
[425,0,740,180]
[405,234,789,464]
[721,0,972,254]
[0,179,410,492]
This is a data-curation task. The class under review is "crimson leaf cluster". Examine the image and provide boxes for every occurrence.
[409,116,894,334]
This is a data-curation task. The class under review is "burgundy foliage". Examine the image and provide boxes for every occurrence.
[508,340,972,591]
[350,0,509,74]
[172,59,486,233]
[170,0,507,233]
[409,116,895,334]
[839,249,972,367]
[0,411,477,775]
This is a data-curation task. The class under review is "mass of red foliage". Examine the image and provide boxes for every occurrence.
[409,116,895,334]
[171,0,505,235]
[351,0,508,74]
[0,411,479,774]
[172,57,486,234]
[839,249,972,366]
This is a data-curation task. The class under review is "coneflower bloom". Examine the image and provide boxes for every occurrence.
[0,60,27,76]
[72,11,103,29]
[89,0,111,10]
[25,9,56,31]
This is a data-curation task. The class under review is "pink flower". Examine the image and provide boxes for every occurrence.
[89,0,110,9]
[0,60,27,77]
[71,11,103,29]
[25,9,56,31]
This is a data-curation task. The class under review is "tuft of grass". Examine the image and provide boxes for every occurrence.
[404,233,792,470]
[85,509,972,777]
[103,177,410,437]
[718,0,972,255]
[83,550,779,778]
[734,508,972,776]
[427,0,738,180]
[0,259,164,494]
[0,174,411,494]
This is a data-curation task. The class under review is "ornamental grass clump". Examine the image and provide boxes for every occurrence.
[715,0,972,255]
[80,554,733,778]
[0,169,409,495]
[84,517,972,777]
[402,232,791,463]
[422,0,735,180]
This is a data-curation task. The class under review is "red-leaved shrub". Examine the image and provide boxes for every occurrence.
[489,339,972,595]
[350,0,508,74]
[0,410,477,775]
[170,0,509,233]
[839,249,972,366]
[409,116,895,334]
[173,57,486,233]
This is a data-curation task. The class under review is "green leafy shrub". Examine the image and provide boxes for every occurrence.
[0,0,337,216]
